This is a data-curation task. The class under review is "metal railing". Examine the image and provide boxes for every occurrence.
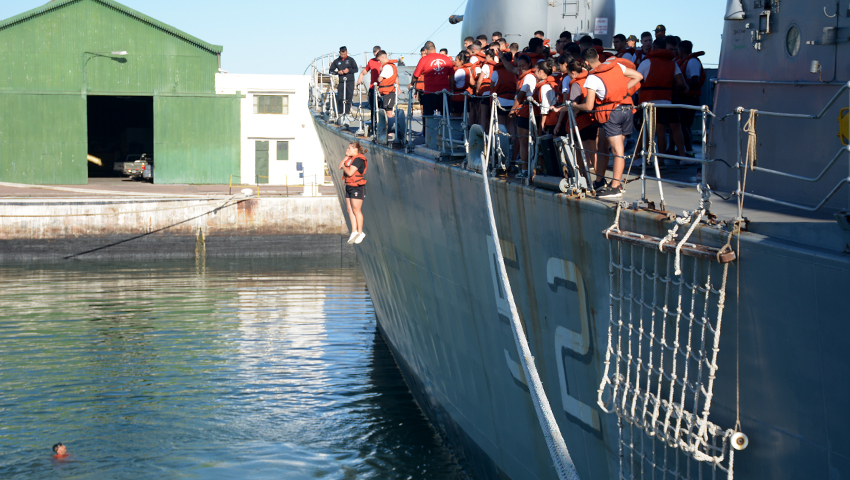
[308,57,850,221]
[731,81,850,215]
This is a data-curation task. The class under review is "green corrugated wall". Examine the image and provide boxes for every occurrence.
[154,95,240,184]
[0,93,87,184]
[0,0,240,185]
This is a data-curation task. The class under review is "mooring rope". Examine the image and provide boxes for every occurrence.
[480,110,580,480]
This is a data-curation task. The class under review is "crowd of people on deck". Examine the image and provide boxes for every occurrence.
[328,24,707,199]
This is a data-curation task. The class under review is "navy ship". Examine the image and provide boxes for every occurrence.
[310,0,850,478]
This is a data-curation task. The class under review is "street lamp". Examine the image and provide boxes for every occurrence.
[82,50,129,94]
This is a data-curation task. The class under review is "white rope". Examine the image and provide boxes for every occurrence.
[481,118,580,480]
[674,209,705,276]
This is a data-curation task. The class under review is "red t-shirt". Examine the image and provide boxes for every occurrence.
[365,58,382,85]
[413,53,453,93]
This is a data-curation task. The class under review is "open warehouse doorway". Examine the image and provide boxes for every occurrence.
[87,96,154,178]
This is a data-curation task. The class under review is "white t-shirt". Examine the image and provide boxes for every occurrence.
[470,56,480,64]
[584,63,626,102]
[519,72,536,95]
[379,64,395,80]
[684,58,701,80]
[636,59,682,104]
[490,71,515,107]
[454,69,467,89]
[539,83,557,114]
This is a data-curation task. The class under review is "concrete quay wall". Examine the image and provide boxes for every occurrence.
[0,196,353,260]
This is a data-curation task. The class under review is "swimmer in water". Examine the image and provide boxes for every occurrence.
[52,443,68,459]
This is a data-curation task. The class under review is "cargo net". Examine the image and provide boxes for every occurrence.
[598,205,737,480]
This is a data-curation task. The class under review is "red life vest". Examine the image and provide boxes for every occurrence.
[472,52,486,64]
[617,47,637,59]
[639,49,677,103]
[590,61,634,124]
[676,51,706,98]
[377,63,398,95]
[526,53,545,65]
[478,60,497,95]
[634,49,647,66]
[343,154,367,187]
[451,64,474,102]
[570,71,598,131]
[515,69,537,118]
[493,62,517,101]
[533,75,560,125]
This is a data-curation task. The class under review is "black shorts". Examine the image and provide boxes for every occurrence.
[345,184,366,200]
[657,106,680,125]
[602,107,634,138]
[516,116,530,130]
[380,91,397,111]
[421,93,442,116]
[579,124,598,141]
[449,100,465,115]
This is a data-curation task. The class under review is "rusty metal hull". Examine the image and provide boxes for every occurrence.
[315,115,850,480]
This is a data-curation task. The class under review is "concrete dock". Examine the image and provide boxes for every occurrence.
[0,179,352,260]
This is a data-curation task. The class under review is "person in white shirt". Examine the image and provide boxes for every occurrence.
[678,40,704,155]
[375,50,397,119]
[508,54,537,178]
[534,60,559,134]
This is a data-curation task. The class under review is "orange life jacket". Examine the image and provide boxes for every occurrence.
[452,64,474,102]
[570,71,598,131]
[604,57,640,96]
[343,154,367,187]
[377,63,398,95]
[639,49,676,103]
[533,75,560,125]
[493,62,517,101]
[473,52,486,64]
[676,51,706,98]
[634,49,647,66]
[515,69,537,118]
[590,61,634,124]
[478,60,497,95]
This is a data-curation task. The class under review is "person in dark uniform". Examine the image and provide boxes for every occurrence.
[329,46,358,115]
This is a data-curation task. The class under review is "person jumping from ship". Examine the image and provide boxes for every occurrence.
[339,142,369,245]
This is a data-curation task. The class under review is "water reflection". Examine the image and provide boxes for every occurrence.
[0,258,467,479]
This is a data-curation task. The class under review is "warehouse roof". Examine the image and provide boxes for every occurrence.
[0,0,224,54]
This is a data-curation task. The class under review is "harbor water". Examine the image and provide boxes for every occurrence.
[0,257,467,479]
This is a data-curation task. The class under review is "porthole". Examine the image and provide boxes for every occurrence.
[786,25,801,56]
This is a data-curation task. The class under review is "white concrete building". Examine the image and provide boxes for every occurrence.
[215,74,324,186]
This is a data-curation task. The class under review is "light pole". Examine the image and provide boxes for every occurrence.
[82,51,128,94]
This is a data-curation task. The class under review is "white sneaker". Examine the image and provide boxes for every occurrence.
[354,232,366,244]
[347,231,359,244]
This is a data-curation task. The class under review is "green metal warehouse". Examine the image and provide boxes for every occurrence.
[0,0,240,185]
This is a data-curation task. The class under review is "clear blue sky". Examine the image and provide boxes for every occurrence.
[1,0,725,73]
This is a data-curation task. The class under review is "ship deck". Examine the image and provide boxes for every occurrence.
[335,104,848,256]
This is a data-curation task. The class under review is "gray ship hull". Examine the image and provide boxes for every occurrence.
[314,114,850,479]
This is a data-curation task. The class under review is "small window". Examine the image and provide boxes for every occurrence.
[277,141,289,161]
[253,95,289,115]
[786,25,801,57]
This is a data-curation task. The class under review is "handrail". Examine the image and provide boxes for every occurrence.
[307,57,850,220]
